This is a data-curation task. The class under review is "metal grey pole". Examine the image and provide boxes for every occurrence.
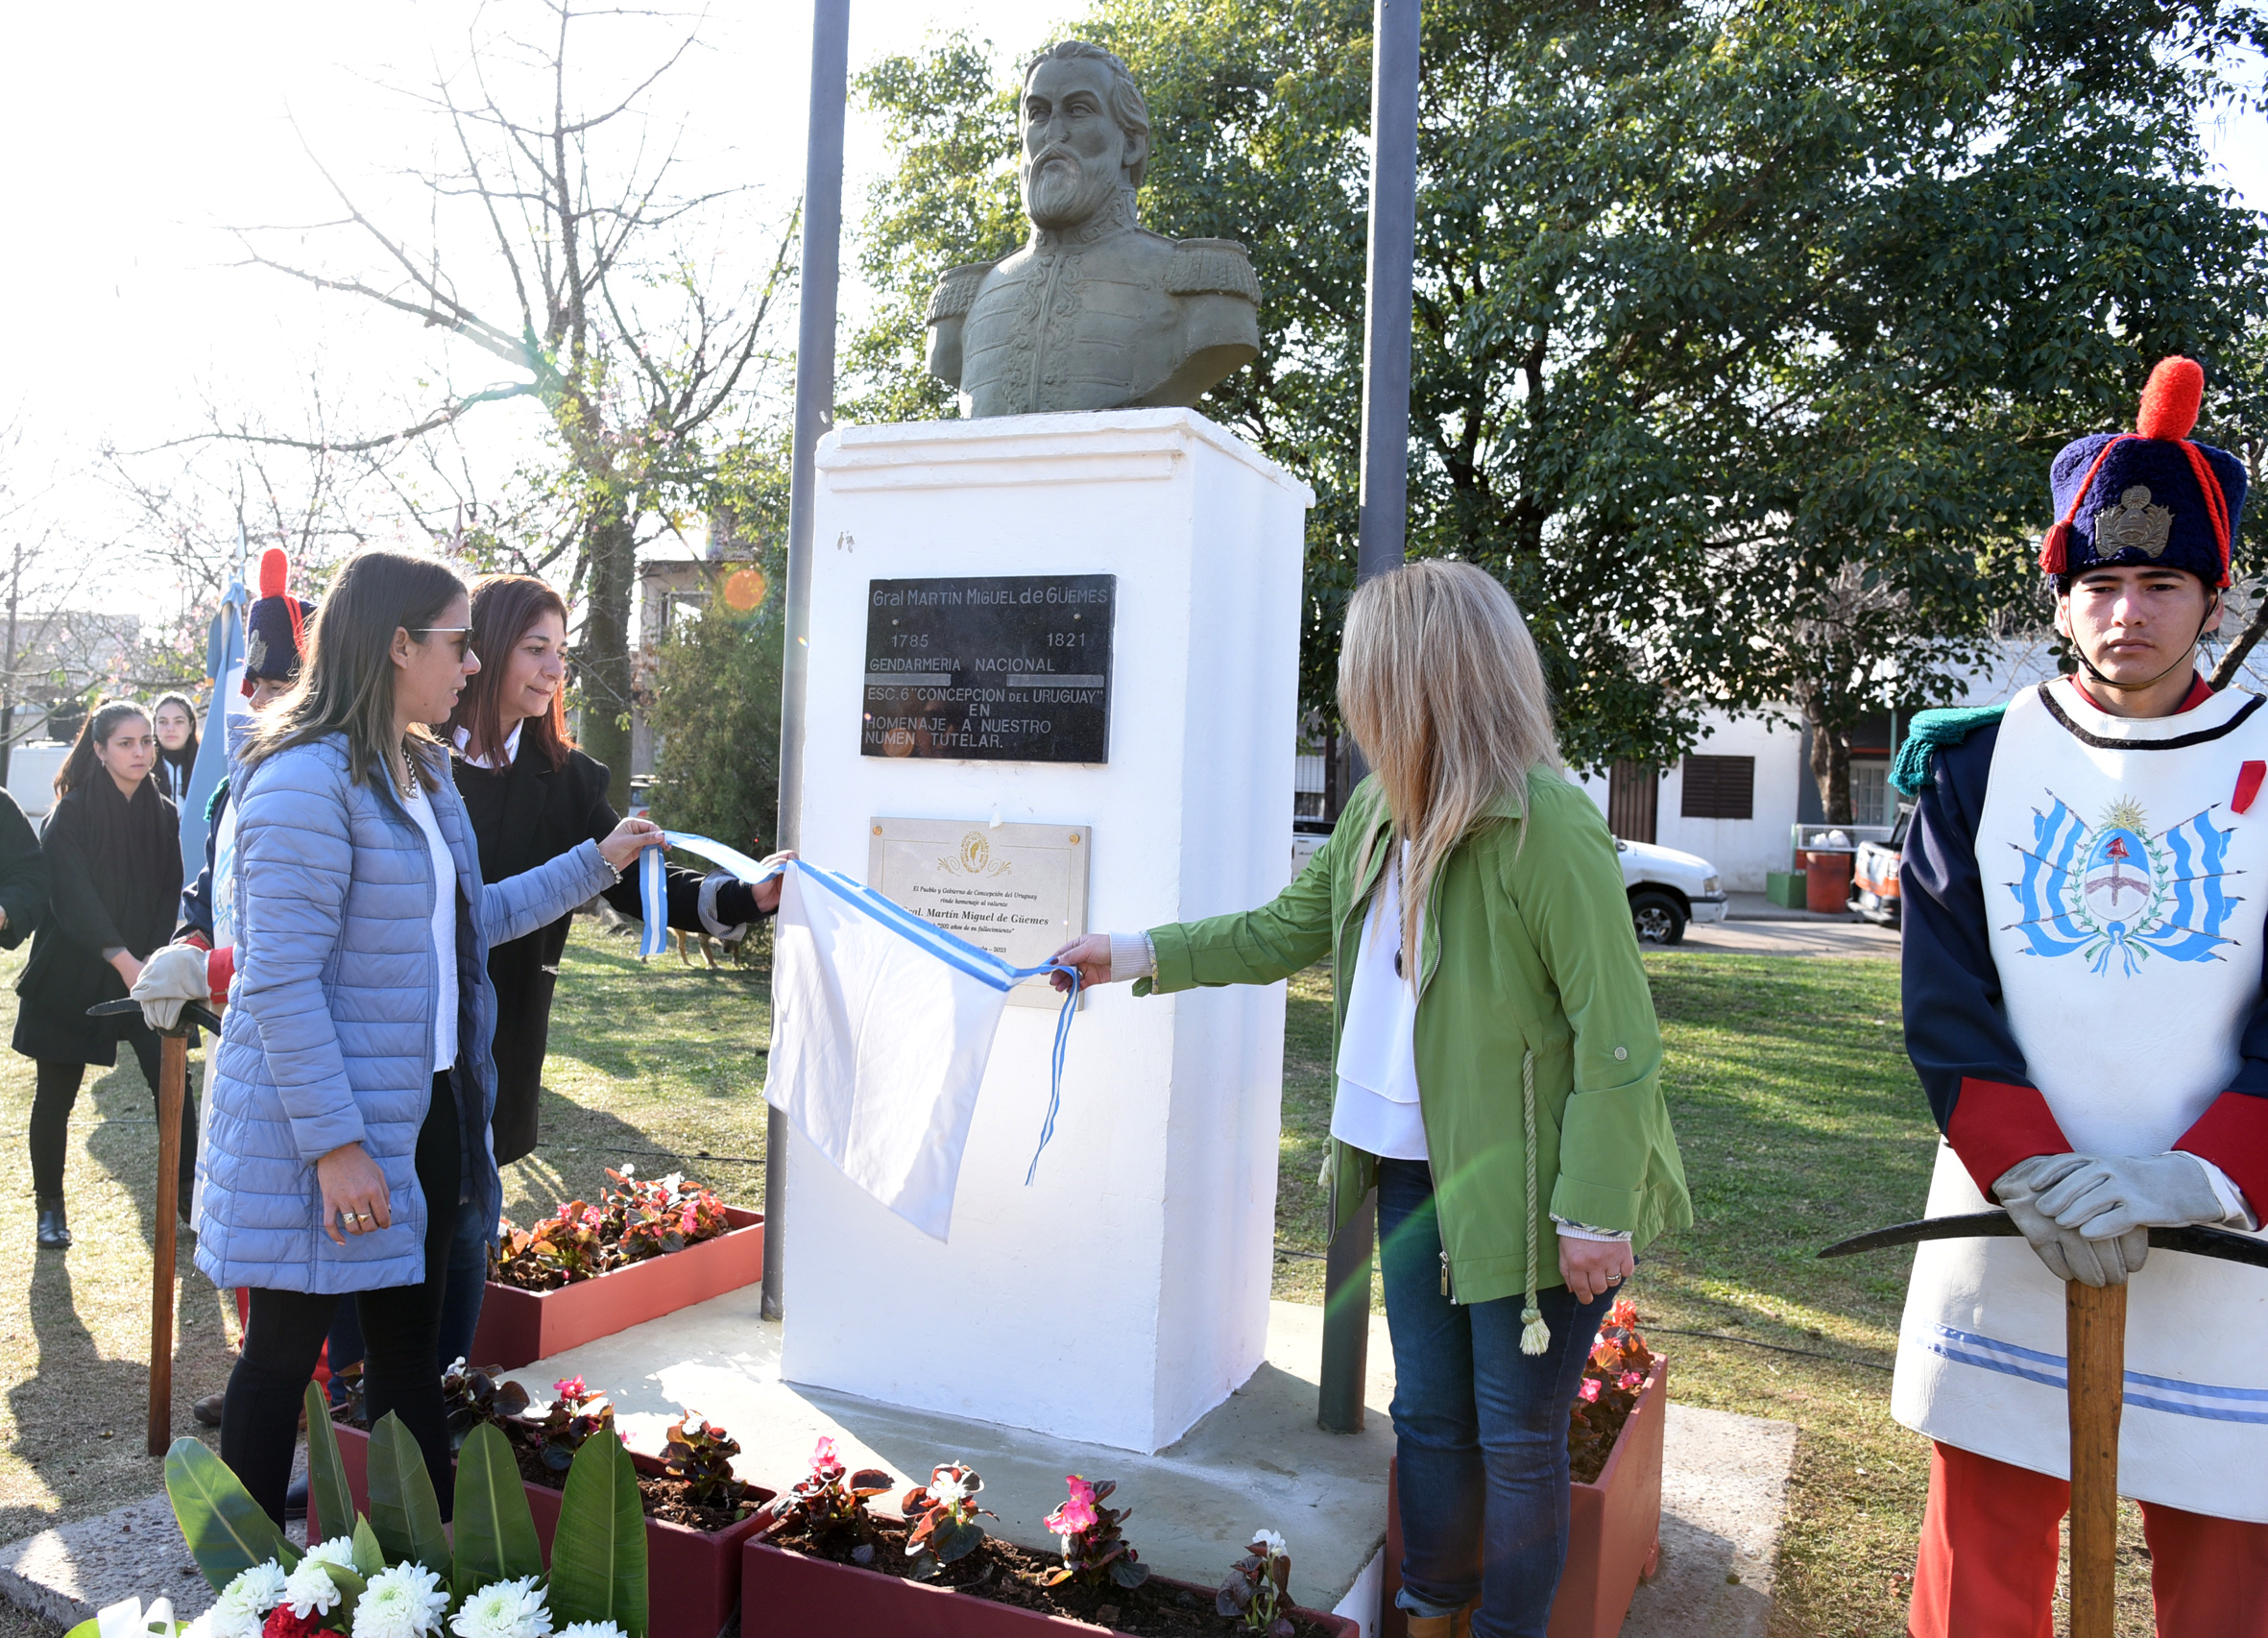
[1319,0,1421,1436]
[765,0,850,1325]
[1353,0,1420,583]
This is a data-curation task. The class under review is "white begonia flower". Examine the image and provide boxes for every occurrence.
[282,1553,347,1619]
[303,1535,358,1570]
[353,1562,450,1638]
[205,1560,289,1638]
[929,1468,973,1506]
[1255,1530,1288,1556]
[448,1574,554,1638]
[617,1163,636,1178]
[658,1171,686,1195]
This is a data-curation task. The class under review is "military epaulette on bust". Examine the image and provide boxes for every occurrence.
[1889,704,2008,797]
[927,261,998,324]
[1167,238,1261,301]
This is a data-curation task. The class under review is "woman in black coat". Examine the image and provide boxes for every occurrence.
[14,700,189,1249]
[432,574,782,1363]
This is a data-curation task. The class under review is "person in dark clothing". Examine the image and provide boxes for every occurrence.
[150,692,200,811]
[423,574,784,1366]
[15,700,188,1249]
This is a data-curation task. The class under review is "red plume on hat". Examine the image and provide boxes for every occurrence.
[256,547,307,660]
[2038,356,2235,584]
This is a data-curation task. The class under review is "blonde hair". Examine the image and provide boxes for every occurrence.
[1338,561,1561,977]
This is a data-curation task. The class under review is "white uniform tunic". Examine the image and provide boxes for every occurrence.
[1892,676,2268,1518]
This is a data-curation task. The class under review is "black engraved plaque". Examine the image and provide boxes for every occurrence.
[861,574,1116,763]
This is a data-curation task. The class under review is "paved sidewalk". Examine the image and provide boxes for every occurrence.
[1677,919,1898,958]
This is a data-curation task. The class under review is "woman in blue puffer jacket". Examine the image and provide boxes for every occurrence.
[198,547,665,1524]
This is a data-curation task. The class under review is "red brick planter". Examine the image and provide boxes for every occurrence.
[320,1421,774,1638]
[738,1540,1360,1637]
[1378,1357,1668,1638]
[470,1205,764,1369]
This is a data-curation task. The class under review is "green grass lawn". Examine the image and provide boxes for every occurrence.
[0,921,2164,1635]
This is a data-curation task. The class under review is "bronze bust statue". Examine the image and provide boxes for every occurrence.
[925,41,1261,419]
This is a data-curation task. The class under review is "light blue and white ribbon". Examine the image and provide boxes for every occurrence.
[638,835,1081,1184]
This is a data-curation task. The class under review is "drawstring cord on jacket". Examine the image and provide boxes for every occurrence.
[1520,1049,1549,1356]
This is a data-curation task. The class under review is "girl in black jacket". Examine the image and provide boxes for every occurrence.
[15,700,190,1249]
[435,574,782,1361]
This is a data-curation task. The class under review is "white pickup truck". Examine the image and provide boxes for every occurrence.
[1292,820,1726,946]
[1616,837,1728,945]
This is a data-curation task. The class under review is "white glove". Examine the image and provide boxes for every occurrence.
[131,943,212,1032]
[2036,1151,2230,1241]
[1994,1154,2148,1287]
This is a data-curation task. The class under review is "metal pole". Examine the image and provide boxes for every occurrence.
[764,0,850,1325]
[1353,0,1421,583]
[1319,0,1422,1437]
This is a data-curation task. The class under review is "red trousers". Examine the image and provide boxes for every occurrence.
[1909,1441,2268,1638]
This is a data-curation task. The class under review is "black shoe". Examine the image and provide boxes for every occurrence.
[283,1476,308,1520]
[35,1198,69,1252]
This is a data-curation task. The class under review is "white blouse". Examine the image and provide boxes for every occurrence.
[400,776,459,1073]
[1330,851,1430,1161]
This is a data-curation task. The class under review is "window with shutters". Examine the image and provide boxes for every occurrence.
[1680,755,1755,820]
[1606,761,1657,843]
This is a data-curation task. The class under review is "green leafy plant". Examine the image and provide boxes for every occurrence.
[1217,1530,1294,1636]
[1040,1474,1149,1590]
[660,1413,754,1515]
[901,1461,994,1571]
[147,1387,649,1637]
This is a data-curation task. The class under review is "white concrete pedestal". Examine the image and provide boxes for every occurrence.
[781,408,1313,1452]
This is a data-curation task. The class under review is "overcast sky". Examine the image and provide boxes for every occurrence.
[0,2,2260,618]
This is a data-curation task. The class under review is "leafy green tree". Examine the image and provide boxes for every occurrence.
[648,595,786,857]
[646,436,790,852]
[850,0,2268,788]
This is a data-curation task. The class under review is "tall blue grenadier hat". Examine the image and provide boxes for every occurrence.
[2039,356,2248,588]
[243,547,315,692]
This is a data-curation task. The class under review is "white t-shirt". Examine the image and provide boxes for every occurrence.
[1331,851,1429,1161]
[400,775,460,1072]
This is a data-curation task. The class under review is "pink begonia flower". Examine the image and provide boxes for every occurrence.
[811,1436,839,1473]
[1578,1379,1602,1403]
[1619,1370,1644,1391]
[1045,1496,1098,1540]
[554,1376,586,1399]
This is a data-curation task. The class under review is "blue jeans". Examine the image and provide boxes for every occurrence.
[1378,1158,1615,1638]
[322,1192,491,1387]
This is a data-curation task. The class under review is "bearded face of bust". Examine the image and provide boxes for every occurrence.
[1020,56,1144,230]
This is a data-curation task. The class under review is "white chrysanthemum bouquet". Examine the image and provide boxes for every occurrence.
[66,1384,647,1638]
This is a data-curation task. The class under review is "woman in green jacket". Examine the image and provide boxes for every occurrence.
[1053,561,1689,1638]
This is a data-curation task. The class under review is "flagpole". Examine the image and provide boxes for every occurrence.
[766,0,851,1324]
[1319,0,1422,1438]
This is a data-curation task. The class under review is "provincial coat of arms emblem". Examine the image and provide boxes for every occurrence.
[2093,485,2175,558]
[2006,793,2239,974]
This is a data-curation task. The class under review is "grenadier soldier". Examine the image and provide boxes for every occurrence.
[1894,356,2268,1635]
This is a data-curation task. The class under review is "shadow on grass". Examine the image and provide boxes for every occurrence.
[1642,954,1935,1350]
[0,1257,162,1544]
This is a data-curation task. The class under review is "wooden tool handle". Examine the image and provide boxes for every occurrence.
[148,1033,186,1457]
[2066,1278,2126,1638]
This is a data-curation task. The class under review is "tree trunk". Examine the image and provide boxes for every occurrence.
[1805,696,1853,823]
[578,501,639,811]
